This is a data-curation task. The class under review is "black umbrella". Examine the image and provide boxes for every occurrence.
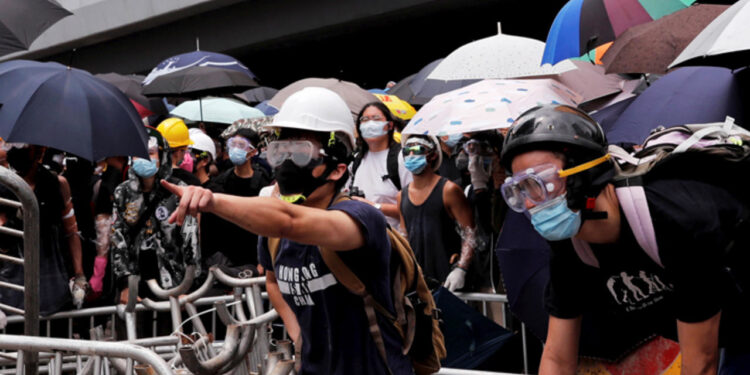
[234,86,278,105]
[95,73,168,116]
[0,60,148,160]
[388,59,479,106]
[142,65,259,97]
[0,0,71,56]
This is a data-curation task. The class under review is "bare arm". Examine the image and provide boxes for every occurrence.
[266,271,300,341]
[677,312,720,375]
[443,181,475,269]
[163,181,365,251]
[59,175,84,275]
[351,196,400,220]
[397,191,407,236]
[539,315,581,375]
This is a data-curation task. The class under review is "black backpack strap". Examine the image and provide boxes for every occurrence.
[386,142,402,191]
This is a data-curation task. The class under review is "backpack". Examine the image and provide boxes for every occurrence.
[572,116,750,268]
[268,195,446,375]
[351,142,402,191]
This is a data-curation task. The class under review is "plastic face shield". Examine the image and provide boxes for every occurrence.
[501,163,565,213]
[226,136,254,151]
[266,140,325,168]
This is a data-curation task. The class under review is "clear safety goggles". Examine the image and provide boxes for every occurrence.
[266,140,326,168]
[147,137,159,154]
[501,154,611,212]
[226,136,255,151]
[462,139,491,156]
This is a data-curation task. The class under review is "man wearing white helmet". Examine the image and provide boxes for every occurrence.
[163,87,413,374]
[188,129,216,186]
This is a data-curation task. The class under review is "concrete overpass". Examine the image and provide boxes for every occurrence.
[4,0,567,88]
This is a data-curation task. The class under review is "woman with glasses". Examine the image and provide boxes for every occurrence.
[350,102,412,231]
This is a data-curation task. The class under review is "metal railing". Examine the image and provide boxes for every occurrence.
[0,166,41,375]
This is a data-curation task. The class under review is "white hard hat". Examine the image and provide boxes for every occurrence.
[268,87,356,148]
[402,134,443,171]
[189,131,217,160]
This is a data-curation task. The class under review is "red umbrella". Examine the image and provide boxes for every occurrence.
[130,99,154,119]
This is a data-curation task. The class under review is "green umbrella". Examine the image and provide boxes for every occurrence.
[170,97,264,124]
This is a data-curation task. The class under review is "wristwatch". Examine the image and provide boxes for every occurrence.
[374,203,382,211]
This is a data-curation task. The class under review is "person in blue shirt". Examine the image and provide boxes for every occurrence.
[162,87,413,375]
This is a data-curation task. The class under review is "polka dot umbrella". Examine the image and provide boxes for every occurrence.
[401,79,583,136]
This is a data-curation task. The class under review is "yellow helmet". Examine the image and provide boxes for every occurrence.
[156,118,194,148]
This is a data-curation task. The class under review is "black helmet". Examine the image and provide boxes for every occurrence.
[500,104,613,212]
[501,104,607,168]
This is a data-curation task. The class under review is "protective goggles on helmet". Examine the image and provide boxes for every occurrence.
[266,140,327,168]
[226,136,255,151]
[147,137,159,154]
[501,154,611,212]
[191,149,210,160]
[402,137,435,156]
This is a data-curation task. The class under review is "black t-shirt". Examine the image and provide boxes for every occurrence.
[201,166,271,265]
[258,200,413,375]
[546,179,750,347]
[171,168,201,186]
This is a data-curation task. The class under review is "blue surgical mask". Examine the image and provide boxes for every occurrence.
[404,155,428,174]
[359,121,389,139]
[529,196,581,241]
[133,158,158,178]
[229,147,249,166]
[444,133,463,148]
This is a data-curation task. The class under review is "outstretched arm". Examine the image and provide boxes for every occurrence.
[677,312,720,375]
[162,181,365,251]
[540,316,581,375]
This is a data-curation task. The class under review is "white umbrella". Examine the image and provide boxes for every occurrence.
[171,97,264,124]
[402,79,582,136]
[426,24,576,81]
[669,0,749,69]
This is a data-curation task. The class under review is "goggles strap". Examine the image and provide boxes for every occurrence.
[558,154,611,178]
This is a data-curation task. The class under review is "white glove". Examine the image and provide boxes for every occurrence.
[444,268,466,292]
[468,155,490,191]
[69,275,89,309]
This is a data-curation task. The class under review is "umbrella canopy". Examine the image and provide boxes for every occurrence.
[268,78,377,118]
[0,0,71,57]
[373,94,417,120]
[234,86,278,105]
[142,65,258,97]
[602,4,728,74]
[95,72,168,117]
[670,0,750,69]
[170,97,264,125]
[143,51,255,84]
[542,0,696,65]
[402,79,583,136]
[255,100,279,116]
[607,66,747,145]
[573,41,612,65]
[427,28,576,81]
[521,60,626,105]
[389,59,480,106]
[0,60,148,160]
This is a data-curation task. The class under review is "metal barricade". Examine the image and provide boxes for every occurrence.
[0,166,41,375]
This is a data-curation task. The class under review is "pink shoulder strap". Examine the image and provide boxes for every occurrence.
[615,186,663,268]
[571,238,599,268]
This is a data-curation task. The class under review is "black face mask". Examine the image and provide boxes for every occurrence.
[274,159,333,204]
[7,147,35,177]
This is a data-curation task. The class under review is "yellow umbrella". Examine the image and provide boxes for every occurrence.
[374,94,417,120]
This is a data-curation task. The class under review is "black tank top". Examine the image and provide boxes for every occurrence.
[400,177,462,282]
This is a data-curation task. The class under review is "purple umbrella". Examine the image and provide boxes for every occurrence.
[606,66,748,145]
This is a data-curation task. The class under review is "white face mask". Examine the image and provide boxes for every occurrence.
[359,121,389,139]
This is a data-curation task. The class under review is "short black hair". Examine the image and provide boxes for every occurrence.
[229,128,260,146]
